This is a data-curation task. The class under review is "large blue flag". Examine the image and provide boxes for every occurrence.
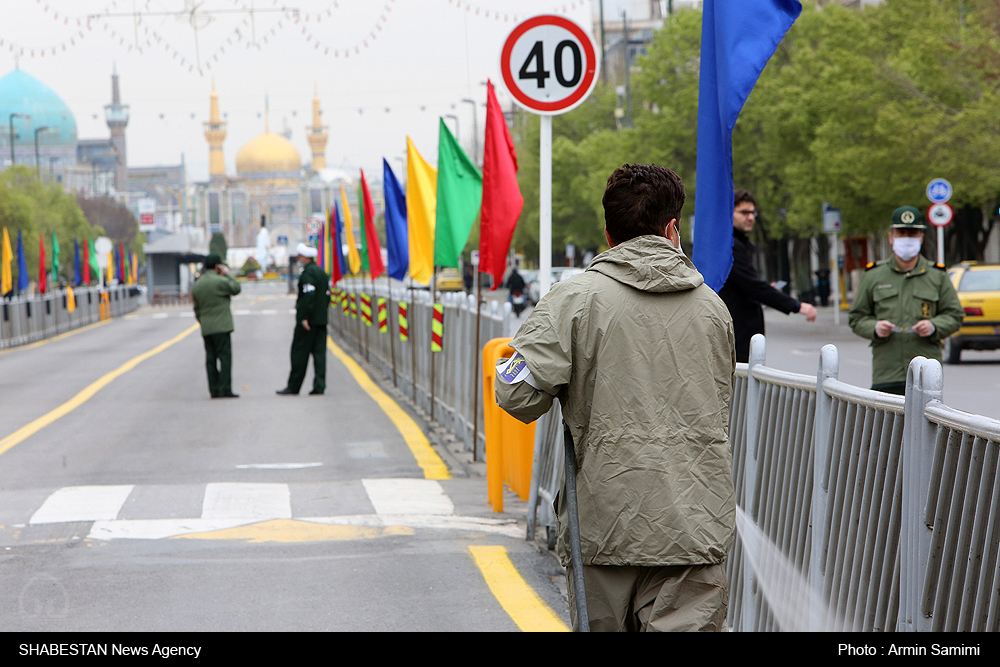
[382,158,409,281]
[74,238,82,287]
[692,0,801,292]
[16,230,28,293]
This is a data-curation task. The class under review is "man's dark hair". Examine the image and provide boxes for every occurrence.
[734,189,757,209]
[602,164,686,245]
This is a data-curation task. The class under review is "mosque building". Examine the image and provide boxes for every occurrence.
[192,85,357,262]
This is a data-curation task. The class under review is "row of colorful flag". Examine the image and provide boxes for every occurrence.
[315,79,523,291]
[1,227,140,297]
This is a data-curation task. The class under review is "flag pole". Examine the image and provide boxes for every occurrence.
[472,264,482,462]
[429,268,437,422]
[409,277,417,403]
[387,272,397,387]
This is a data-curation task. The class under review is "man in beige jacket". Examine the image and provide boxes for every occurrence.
[496,164,736,632]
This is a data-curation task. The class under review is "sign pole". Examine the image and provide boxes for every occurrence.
[937,226,945,266]
[539,115,552,299]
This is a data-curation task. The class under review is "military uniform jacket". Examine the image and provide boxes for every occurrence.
[849,255,963,385]
[191,270,241,336]
[495,236,737,568]
[296,260,330,326]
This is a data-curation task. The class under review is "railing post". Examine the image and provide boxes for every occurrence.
[810,344,839,630]
[741,333,766,632]
[898,356,942,631]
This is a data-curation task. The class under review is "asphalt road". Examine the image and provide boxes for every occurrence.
[0,282,569,635]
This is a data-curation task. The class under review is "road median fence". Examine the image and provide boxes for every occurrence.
[1,285,142,350]
[329,278,512,460]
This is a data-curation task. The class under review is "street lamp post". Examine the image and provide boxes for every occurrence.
[460,99,479,165]
[443,114,459,145]
[8,113,28,166]
[34,126,50,178]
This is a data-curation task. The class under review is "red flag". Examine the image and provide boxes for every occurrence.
[38,235,47,294]
[359,169,386,280]
[118,241,126,283]
[82,241,90,286]
[479,79,524,289]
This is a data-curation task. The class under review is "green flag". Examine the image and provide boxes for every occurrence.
[89,239,100,282]
[51,233,59,285]
[433,118,482,268]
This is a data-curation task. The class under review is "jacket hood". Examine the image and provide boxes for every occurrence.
[588,235,705,293]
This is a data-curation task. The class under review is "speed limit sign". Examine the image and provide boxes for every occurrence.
[500,15,600,115]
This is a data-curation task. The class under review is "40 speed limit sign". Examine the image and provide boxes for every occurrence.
[500,15,600,115]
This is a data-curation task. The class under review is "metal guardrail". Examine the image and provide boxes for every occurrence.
[526,332,1000,632]
[0,285,142,350]
[329,278,511,457]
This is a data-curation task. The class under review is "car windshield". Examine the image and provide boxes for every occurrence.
[959,269,1000,292]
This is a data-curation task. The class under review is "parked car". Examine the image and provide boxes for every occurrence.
[519,270,538,304]
[527,266,586,305]
[436,267,465,291]
[944,262,1000,364]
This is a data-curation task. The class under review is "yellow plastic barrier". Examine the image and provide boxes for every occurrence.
[482,337,536,513]
[100,292,111,320]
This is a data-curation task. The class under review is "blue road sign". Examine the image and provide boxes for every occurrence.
[926,178,952,204]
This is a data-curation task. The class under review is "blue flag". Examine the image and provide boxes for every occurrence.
[74,238,82,286]
[16,230,28,293]
[332,200,347,279]
[692,0,801,292]
[382,158,409,281]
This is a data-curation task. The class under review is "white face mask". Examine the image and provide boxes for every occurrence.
[892,236,922,262]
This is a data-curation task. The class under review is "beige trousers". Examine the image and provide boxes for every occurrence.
[567,562,729,632]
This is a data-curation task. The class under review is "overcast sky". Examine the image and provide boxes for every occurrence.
[0,0,633,184]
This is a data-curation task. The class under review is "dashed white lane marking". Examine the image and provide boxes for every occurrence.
[29,485,134,525]
[235,462,322,470]
[201,482,291,520]
[362,478,454,516]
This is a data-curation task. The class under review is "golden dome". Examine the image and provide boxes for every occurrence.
[235,131,302,181]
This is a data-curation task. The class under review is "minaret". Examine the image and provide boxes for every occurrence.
[203,81,227,182]
[306,86,328,171]
[104,67,129,194]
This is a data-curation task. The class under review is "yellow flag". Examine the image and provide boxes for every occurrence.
[340,184,362,275]
[107,252,114,284]
[67,284,76,313]
[1,227,12,296]
[406,136,437,285]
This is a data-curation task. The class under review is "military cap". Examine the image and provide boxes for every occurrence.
[296,242,318,258]
[204,253,221,268]
[890,206,927,230]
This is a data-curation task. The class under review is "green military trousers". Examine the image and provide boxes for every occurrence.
[286,323,326,394]
[567,561,729,632]
[202,332,233,397]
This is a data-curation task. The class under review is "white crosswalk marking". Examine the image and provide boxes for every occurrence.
[24,479,522,542]
[29,485,134,525]
[362,479,454,516]
[201,483,291,520]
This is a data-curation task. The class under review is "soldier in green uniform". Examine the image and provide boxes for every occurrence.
[191,254,242,398]
[849,206,963,395]
[277,243,330,396]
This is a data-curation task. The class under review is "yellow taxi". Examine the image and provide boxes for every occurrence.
[435,267,465,291]
[945,262,1000,364]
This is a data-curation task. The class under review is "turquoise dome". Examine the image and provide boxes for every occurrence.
[0,69,77,154]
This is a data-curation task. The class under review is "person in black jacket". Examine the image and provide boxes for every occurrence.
[719,190,817,363]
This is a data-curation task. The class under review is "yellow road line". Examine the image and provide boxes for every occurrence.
[468,545,569,632]
[327,335,450,480]
[0,323,200,458]
[0,320,110,356]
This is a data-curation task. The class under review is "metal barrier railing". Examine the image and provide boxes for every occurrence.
[0,285,142,350]
[525,332,1000,632]
[330,278,511,457]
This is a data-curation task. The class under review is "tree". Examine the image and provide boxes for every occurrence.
[76,195,138,245]
[209,232,228,261]
[0,166,97,285]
